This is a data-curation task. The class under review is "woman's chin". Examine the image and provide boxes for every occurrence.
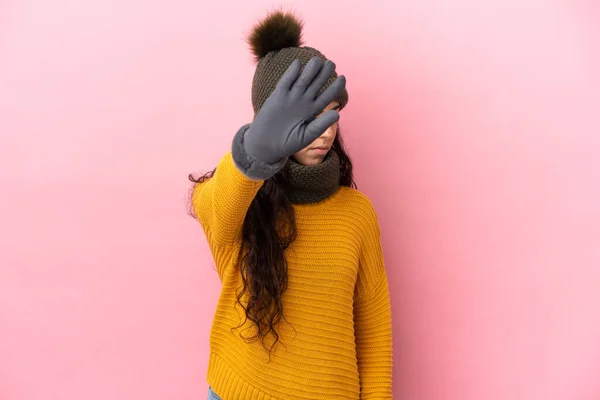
[303,155,325,166]
[293,152,326,166]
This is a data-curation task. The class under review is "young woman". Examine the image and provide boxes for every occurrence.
[189,10,393,400]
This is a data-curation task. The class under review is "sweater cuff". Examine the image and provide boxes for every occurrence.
[231,124,288,181]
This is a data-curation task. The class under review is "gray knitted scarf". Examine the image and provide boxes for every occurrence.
[284,149,341,204]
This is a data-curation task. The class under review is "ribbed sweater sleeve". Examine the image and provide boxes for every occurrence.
[191,124,287,249]
[353,200,394,399]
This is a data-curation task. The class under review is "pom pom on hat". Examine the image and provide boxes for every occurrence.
[247,10,304,62]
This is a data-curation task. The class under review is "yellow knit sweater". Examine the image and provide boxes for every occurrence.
[192,151,393,399]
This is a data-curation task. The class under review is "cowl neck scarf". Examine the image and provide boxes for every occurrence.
[283,149,341,204]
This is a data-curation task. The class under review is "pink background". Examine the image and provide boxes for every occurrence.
[1,0,599,399]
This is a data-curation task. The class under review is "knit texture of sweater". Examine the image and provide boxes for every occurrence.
[192,151,393,400]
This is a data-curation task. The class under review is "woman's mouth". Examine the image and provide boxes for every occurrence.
[310,146,330,155]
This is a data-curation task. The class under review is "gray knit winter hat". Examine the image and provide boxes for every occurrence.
[247,11,349,115]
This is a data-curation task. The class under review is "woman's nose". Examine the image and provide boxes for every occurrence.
[320,126,334,138]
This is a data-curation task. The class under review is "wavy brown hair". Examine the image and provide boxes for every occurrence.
[188,126,356,361]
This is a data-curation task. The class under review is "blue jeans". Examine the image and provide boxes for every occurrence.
[208,386,222,400]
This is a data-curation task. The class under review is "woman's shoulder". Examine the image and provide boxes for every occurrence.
[338,185,371,201]
[336,186,380,222]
